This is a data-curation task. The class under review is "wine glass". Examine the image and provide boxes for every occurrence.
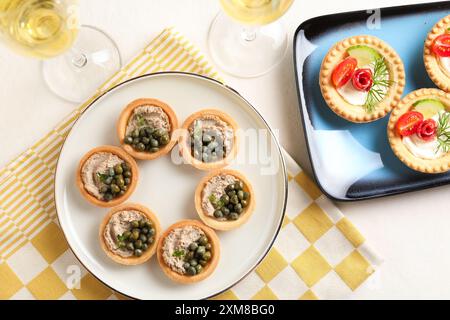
[208,0,294,78]
[0,0,121,103]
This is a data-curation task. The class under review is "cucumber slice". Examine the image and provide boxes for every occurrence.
[347,45,382,67]
[413,99,446,119]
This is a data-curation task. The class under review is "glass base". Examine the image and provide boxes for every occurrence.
[208,13,288,78]
[42,25,122,103]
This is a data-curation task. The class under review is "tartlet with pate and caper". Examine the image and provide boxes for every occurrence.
[320,35,405,123]
[76,146,139,207]
[195,169,255,231]
[99,203,161,265]
[157,220,220,284]
[424,15,450,92]
[388,88,450,173]
[179,109,239,170]
[117,98,179,160]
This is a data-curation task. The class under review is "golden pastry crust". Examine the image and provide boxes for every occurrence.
[117,98,179,160]
[179,109,239,171]
[156,220,220,284]
[194,169,255,231]
[320,35,405,123]
[76,146,139,208]
[387,88,450,174]
[99,203,161,265]
[424,15,450,92]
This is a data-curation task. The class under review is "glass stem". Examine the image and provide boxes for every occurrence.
[241,26,257,42]
[70,47,87,69]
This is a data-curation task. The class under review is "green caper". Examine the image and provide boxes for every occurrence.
[116,177,125,187]
[139,234,147,243]
[135,240,143,249]
[227,191,236,198]
[241,200,248,208]
[108,168,115,177]
[150,147,160,153]
[195,265,203,274]
[225,184,235,192]
[119,190,125,196]
[222,207,230,216]
[214,210,223,218]
[145,221,153,228]
[139,220,146,228]
[124,136,134,144]
[122,170,131,178]
[141,243,149,251]
[205,243,212,250]
[235,181,244,190]
[141,227,149,235]
[131,220,140,228]
[132,230,140,240]
[202,251,212,261]
[118,241,126,249]
[199,259,207,266]
[183,262,191,270]
[123,231,131,240]
[230,195,239,205]
[196,246,206,258]
[230,213,239,220]
[105,177,113,185]
[120,185,128,192]
[187,266,197,276]
[135,249,143,257]
[189,259,198,267]
[199,236,208,246]
[234,203,243,213]
[139,128,147,137]
[221,194,230,205]
[131,129,139,138]
[243,192,250,200]
[145,127,154,136]
[160,134,170,145]
[111,184,120,194]
[114,164,123,175]
[189,242,198,251]
[150,139,159,147]
[136,143,146,151]
[99,185,109,193]
[153,129,164,138]
[104,193,113,201]
[237,190,244,200]
[126,242,134,251]
[124,178,131,185]
[141,137,150,144]
[147,237,154,244]
[185,251,194,261]
[121,163,130,171]
[148,228,156,236]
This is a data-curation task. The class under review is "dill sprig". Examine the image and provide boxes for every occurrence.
[364,58,393,113]
[437,111,450,154]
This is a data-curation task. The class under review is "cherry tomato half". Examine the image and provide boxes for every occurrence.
[417,119,437,141]
[352,68,373,92]
[432,34,450,57]
[332,57,357,88]
[396,111,424,137]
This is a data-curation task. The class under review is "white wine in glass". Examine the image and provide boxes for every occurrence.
[209,0,294,78]
[0,0,121,103]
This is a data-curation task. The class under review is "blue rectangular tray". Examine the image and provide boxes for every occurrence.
[294,1,450,201]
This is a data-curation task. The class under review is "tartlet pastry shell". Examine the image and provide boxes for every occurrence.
[387,88,450,174]
[424,15,450,92]
[117,98,179,160]
[99,203,161,265]
[179,109,239,171]
[76,145,139,208]
[156,220,220,284]
[194,169,255,231]
[320,35,405,123]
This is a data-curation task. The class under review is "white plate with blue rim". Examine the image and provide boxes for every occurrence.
[55,72,287,300]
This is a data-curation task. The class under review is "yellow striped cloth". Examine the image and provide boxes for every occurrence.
[0,28,381,300]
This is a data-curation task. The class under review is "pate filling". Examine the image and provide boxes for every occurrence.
[104,210,145,258]
[126,105,171,136]
[162,226,204,274]
[201,174,237,218]
[438,57,450,78]
[81,152,124,200]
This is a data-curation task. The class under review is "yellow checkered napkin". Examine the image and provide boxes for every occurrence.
[0,28,382,300]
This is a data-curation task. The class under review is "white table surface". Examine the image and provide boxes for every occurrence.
[0,0,448,300]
